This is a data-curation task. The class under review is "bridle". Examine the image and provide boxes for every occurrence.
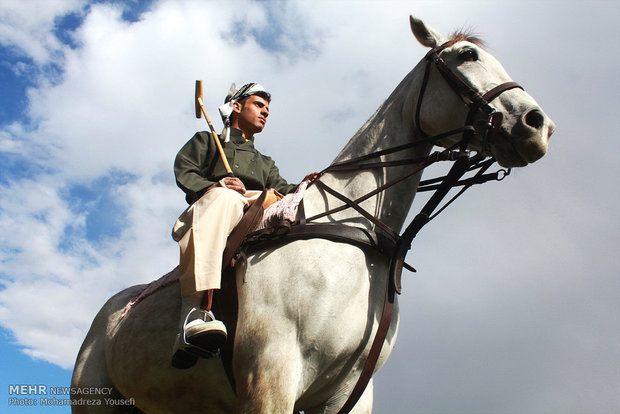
[302,41,523,251]
[416,40,524,151]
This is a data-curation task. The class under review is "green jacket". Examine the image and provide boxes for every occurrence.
[175,128,296,204]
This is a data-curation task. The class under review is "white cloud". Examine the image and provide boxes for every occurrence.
[1,0,619,412]
[0,0,85,64]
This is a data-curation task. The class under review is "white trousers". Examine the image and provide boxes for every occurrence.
[172,187,250,296]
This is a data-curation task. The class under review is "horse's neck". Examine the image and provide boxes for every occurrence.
[306,68,431,233]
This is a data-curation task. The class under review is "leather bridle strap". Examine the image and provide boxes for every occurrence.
[325,126,475,173]
[482,81,522,102]
[415,43,523,142]
[428,50,490,109]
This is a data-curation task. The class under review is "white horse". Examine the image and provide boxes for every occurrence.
[71,16,555,413]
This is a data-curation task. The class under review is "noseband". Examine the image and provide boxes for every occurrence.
[415,41,523,150]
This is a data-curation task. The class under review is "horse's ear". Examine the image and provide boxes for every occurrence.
[410,15,445,48]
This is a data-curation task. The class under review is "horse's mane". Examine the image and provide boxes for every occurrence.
[445,30,487,49]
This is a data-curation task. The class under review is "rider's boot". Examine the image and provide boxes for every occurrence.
[171,292,227,369]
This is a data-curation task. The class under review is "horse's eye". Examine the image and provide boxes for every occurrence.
[459,49,478,62]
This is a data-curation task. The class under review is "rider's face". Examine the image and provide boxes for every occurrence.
[232,95,270,137]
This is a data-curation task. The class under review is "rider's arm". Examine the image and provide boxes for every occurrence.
[174,131,219,204]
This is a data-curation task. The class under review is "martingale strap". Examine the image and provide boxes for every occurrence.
[336,156,476,414]
[334,46,522,414]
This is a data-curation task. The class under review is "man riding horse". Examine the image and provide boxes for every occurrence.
[71,16,555,412]
[171,83,318,366]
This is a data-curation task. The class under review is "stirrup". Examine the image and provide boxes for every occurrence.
[181,308,221,359]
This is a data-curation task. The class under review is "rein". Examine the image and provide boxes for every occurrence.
[330,40,521,414]
[311,40,520,247]
[326,149,508,414]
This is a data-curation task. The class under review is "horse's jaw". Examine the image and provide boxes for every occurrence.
[489,133,548,168]
[487,108,555,168]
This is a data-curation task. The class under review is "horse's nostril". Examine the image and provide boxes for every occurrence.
[524,109,545,129]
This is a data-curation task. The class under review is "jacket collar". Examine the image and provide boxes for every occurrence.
[229,127,255,144]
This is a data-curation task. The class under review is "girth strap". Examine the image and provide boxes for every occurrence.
[244,222,399,261]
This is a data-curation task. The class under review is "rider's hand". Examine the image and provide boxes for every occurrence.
[303,171,321,183]
[220,177,246,193]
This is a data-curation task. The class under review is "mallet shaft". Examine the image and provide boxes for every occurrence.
[195,80,233,176]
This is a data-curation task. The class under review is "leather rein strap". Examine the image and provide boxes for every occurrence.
[335,156,483,414]
[336,41,522,414]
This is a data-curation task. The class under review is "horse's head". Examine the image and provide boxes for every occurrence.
[407,16,555,168]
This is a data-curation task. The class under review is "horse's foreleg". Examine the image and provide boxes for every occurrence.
[304,380,374,414]
[234,331,302,413]
[235,351,302,413]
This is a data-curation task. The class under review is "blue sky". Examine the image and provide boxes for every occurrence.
[1,2,154,412]
[1,328,68,413]
[0,0,149,125]
[1,1,619,413]
[0,2,155,412]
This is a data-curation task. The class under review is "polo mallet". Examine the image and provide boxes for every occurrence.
[195,80,233,176]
